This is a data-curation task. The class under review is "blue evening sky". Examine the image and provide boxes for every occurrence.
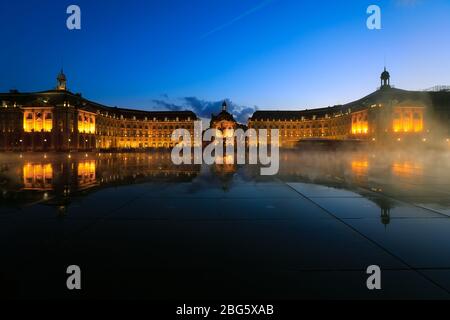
[1,0,450,113]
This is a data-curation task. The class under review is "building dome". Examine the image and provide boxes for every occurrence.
[214,110,235,122]
[56,69,67,91]
[57,70,66,81]
[380,67,391,88]
[210,100,238,129]
[381,68,390,80]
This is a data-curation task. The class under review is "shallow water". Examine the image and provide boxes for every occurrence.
[1,150,450,299]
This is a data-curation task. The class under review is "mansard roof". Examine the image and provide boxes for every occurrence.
[0,89,197,121]
[211,110,236,123]
[250,87,450,121]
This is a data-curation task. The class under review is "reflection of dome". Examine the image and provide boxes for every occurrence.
[381,208,391,226]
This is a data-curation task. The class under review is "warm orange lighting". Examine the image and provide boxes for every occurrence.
[351,111,369,135]
[392,107,423,133]
[392,161,423,178]
[351,160,369,175]
[23,163,53,190]
[78,160,96,186]
[78,111,96,134]
[23,109,53,133]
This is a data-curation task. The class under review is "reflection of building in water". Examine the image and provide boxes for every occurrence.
[77,161,97,189]
[391,161,423,179]
[207,154,239,191]
[23,163,53,190]
[248,69,450,148]
[22,161,97,191]
[371,197,394,227]
[351,159,369,176]
[17,154,201,195]
[0,71,197,151]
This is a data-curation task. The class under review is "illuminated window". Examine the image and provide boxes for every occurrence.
[393,107,423,133]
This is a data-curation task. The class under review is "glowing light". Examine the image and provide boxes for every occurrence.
[77,112,96,134]
[23,110,53,133]
[351,112,369,135]
[392,107,423,133]
[351,160,369,175]
[23,163,53,190]
[392,161,423,178]
[77,161,96,186]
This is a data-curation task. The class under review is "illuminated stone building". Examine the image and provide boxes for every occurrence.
[209,101,247,146]
[0,71,197,151]
[210,101,239,131]
[248,69,450,148]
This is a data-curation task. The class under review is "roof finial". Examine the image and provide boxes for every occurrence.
[57,69,67,91]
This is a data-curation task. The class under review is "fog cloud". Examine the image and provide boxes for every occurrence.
[152,96,257,124]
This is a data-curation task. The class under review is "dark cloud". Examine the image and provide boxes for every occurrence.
[152,97,257,124]
[152,99,184,111]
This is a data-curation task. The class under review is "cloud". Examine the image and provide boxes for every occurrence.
[152,97,257,124]
[152,99,184,111]
[200,0,274,39]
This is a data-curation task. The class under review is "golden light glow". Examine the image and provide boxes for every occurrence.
[23,109,53,133]
[351,160,369,176]
[392,107,423,133]
[78,111,96,134]
[23,163,53,190]
[351,111,369,135]
[392,161,423,178]
[78,161,96,186]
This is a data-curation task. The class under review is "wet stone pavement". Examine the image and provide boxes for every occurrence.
[0,150,450,299]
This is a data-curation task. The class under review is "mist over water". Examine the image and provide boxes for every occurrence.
[1,148,450,214]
